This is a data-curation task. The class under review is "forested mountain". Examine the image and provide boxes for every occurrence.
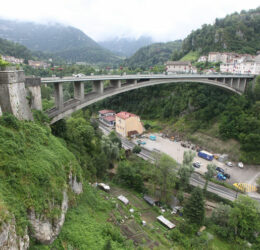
[125,40,182,69]
[0,37,33,59]
[0,19,120,64]
[99,36,153,57]
[175,7,260,59]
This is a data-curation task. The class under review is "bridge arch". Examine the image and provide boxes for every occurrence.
[48,77,244,123]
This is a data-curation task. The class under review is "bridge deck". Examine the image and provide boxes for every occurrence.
[41,73,254,84]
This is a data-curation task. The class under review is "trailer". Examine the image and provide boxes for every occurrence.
[198,150,214,161]
[157,215,176,229]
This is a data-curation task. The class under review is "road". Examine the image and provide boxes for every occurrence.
[98,122,260,202]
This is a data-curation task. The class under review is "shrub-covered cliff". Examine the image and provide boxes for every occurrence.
[0,113,82,248]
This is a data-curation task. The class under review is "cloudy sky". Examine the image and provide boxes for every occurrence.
[0,0,259,42]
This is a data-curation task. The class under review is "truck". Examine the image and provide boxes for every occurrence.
[198,150,214,161]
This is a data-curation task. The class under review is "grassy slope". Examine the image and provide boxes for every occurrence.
[31,184,132,250]
[180,51,200,62]
[0,114,81,233]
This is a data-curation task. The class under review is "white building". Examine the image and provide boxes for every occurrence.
[2,55,24,64]
[220,55,260,75]
[165,61,197,73]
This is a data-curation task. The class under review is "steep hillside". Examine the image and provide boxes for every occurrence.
[0,19,119,63]
[0,37,33,59]
[180,7,260,57]
[99,36,153,57]
[0,113,82,247]
[125,40,182,69]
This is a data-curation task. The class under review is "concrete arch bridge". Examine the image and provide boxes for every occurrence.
[0,69,254,123]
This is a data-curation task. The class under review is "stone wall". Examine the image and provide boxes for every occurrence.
[0,69,33,120]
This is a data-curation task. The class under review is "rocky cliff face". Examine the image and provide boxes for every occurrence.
[0,219,29,250]
[28,191,68,245]
[28,174,83,245]
[0,174,83,249]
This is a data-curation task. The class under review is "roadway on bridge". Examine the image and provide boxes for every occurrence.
[41,73,254,83]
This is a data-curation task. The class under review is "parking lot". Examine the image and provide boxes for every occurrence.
[133,133,260,187]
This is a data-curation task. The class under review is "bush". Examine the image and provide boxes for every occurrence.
[132,145,141,154]
[0,113,20,129]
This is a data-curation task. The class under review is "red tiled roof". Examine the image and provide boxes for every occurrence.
[104,116,115,122]
[116,111,137,120]
[99,109,115,114]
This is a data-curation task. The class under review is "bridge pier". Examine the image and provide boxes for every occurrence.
[93,80,104,94]
[239,78,247,92]
[110,79,121,88]
[74,81,84,101]
[54,82,64,110]
[225,78,232,88]
[0,68,33,120]
[25,77,42,110]
[126,79,137,85]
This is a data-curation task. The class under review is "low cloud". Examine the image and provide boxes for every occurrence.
[0,0,259,41]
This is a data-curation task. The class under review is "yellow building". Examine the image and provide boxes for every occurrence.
[115,111,144,137]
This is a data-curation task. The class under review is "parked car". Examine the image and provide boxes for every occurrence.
[137,140,146,145]
[238,162,244,168]
[224,173,231,179]
[226,161,233,167]
[216,166,224,173]
[193,161,201,168]
[217,172,226,180]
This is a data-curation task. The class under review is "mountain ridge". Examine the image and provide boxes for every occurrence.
[0,19,120,64]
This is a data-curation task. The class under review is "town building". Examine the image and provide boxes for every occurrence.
[115,111,144,137]
[98,109,116,127]
[220,55,260,75]
[165,61,197,73]
[2,55,24,64]
[28,60,50,69]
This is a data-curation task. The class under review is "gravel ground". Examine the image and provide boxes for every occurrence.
[134,133,260,186]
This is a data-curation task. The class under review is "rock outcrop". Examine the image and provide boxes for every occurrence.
[69,172,83,194]
[28,191,68,245]
[0,219,29,250]
[0,174,83,248]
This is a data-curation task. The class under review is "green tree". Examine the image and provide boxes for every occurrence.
[66,117,95,150]
[182,150,196,166]
[184,187,205,225]
[0,55,10,69]
[204,164,216,191]
[116,161,144,192]
[153,153,177,203]
[253,75,260,101]
[101,135,120,168]
[228,196,260,242]
[178,151,195,190]
[132,145,141,154]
